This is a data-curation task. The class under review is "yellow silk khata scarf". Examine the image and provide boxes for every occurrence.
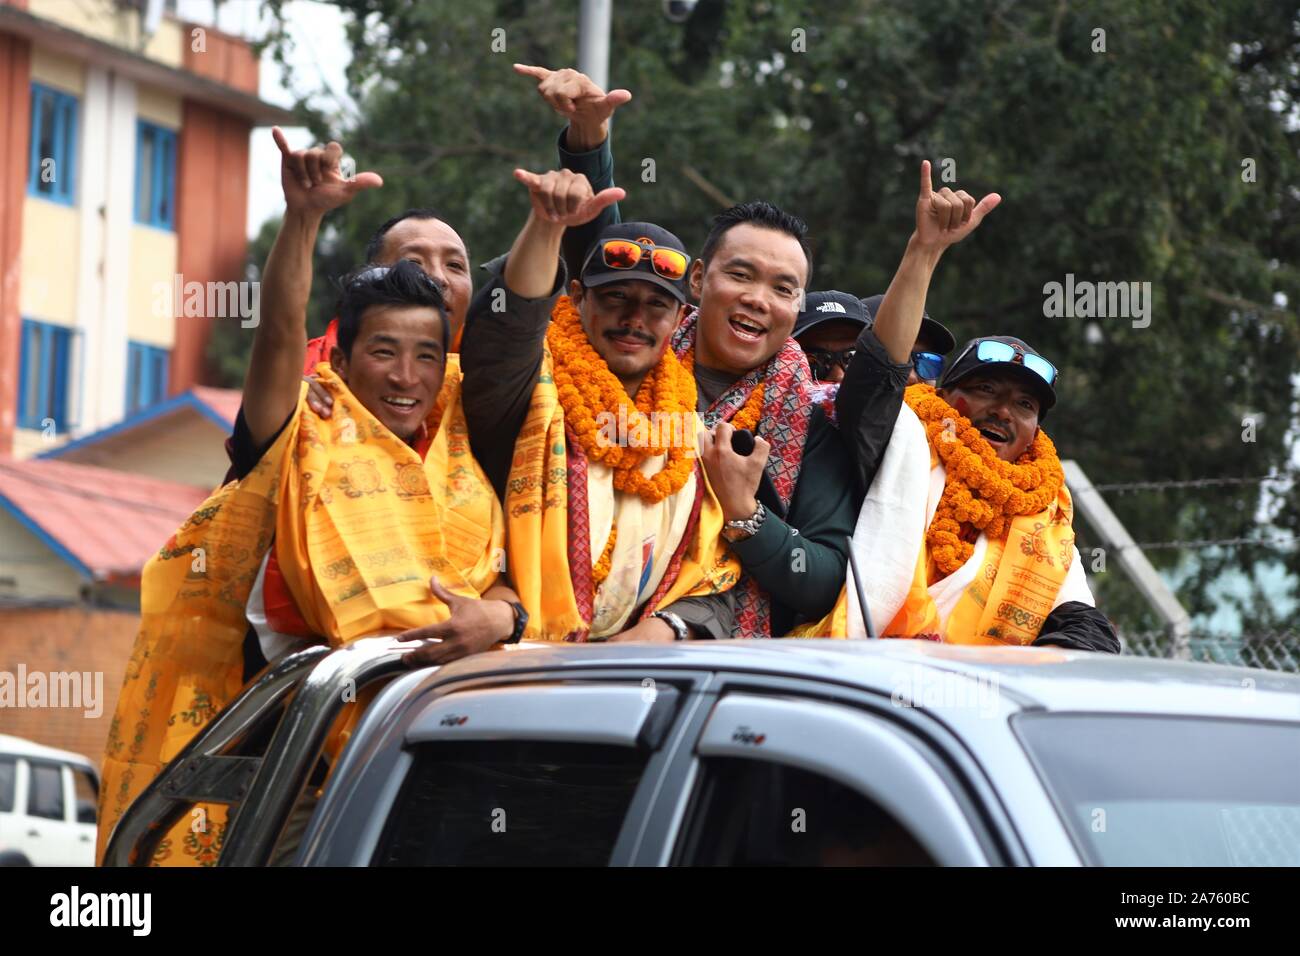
[97,358,503,865]
[504,334,738,641]
[798,384,1073,643]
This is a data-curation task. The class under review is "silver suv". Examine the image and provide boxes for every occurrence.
[104,638,1300,867]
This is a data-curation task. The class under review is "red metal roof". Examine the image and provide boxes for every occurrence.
[0,456,209,580]
[191,386,242,426]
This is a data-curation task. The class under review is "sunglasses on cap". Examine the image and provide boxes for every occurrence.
[911,350,944,383]
[806,347,856,381]
[951,339,1058,385]
[585,237,690,281]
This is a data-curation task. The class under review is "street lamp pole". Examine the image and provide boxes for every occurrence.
[577,0,612,91]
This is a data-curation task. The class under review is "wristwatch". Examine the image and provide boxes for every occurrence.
[651,610,690,641]
[722,500,767,542]
[502,601,529,644]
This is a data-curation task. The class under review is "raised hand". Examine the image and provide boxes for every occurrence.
[272,126,382,217]
[513,168,624,228]
[913,159,1001,251]
[512,63,632,150]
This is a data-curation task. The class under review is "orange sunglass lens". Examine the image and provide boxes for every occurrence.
[602,240,643,269]
[650,248,688,279]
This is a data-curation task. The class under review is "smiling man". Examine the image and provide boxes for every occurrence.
[846,335,1118,650]
[99,130,523,865]
[460,167,738,642]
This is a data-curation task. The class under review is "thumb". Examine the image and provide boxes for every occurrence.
[918,159,933,200]
[513,168,543,190]
[604,89,633,109]
[345,171,384,193]
[428,575,463,608]
[968,192,1002,226]
[587,186,626,214]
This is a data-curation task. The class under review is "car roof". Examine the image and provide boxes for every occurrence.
[430,639,1300,723]
[0,734,97,770]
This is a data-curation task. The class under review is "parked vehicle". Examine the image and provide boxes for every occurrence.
[0,734,99,866]
[104,637,1300,866]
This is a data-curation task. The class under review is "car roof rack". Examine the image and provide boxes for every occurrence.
[102,636,414,867]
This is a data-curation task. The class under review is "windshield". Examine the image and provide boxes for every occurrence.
[1013,713,1300,866]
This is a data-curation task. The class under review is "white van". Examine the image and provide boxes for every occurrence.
[0,734,99,866]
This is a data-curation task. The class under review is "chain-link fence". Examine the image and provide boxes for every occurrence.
[1122,631,1300,673]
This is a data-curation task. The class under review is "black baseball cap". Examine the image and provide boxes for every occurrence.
[858,293,957,356]
[793,290,871,339]
[939,335,1058,415]
[580,222,691,303]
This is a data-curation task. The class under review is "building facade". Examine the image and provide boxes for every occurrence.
[0,0,290,458]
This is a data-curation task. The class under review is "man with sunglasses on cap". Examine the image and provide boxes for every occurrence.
[459,167,739,643]
[834,173,1117,650]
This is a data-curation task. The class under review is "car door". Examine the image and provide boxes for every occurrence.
[65,763,98,866]
[302,670,711,866]
[21,758,73,865]
[632,681,1003,866]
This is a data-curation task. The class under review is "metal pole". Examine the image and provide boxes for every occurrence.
[577,0,612,91]
[1063,459,1194,659]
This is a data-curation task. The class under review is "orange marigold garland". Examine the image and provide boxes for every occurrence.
[547,296,698,506]
[592,527,618,587]
[679,348,765,431]
[904,383,1064,576]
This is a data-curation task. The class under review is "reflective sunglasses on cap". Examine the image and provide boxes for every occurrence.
[911,350,944,382]
[585,237,689,281]
[806,347,855,381]
[951,339,1057,385]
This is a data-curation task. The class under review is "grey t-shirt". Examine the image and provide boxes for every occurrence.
[694,363,742,414]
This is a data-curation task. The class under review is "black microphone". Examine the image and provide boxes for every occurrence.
[730,428,756,456]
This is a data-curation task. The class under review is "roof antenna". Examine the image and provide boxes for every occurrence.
[846,537,877,639]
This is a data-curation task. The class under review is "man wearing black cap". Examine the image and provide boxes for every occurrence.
[857,293,957,386]
[459,166,738,643]
[838,323,1119,649]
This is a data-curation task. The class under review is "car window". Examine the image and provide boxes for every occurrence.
[1015,714,1300,866]
[373,741,649,866]
[0,756,15,813]
[675,757,936,866]
[72,767,98,824]
[28,762,64,821]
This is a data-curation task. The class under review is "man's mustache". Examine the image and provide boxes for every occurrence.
[973,415,1015,436]
[604,328,656,345]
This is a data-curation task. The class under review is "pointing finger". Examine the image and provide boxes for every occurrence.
[513,63,551,81]
[919,159,933,200]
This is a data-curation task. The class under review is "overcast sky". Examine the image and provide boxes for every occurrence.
[176,0,353,238]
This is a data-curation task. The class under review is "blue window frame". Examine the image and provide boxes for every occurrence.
[28,84,78,205]
[126,342,170,415]
[18,319,74,430]
[135,121,177,229]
